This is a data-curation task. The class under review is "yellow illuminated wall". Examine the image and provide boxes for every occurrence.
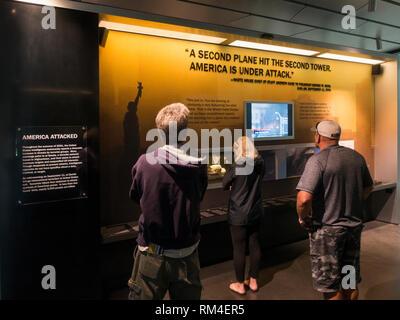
[99,19,375,224]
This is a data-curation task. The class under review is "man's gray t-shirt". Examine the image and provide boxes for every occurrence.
[296,145,373,227]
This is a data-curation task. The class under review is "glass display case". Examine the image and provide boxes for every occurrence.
[205,149,233,182]
[204,143,316,186]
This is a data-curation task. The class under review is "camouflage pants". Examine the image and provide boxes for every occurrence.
[127,246,202,300]
[309,225,363,293]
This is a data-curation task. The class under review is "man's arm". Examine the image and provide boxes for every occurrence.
[296,190,313,231]
[129,165,142,203]
[296,156,322,231]
[363,185,373,200]
[199,164,208,201]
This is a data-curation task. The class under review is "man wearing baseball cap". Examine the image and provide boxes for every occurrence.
[296,120,373,300]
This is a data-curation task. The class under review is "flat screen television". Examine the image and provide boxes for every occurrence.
[244,101,294,141]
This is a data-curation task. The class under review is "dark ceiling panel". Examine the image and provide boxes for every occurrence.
[352,21,400,43]
[88,0,248,25]
[293,28,399,51]
[81,0,399,53]
[357,1,400,26]
[291,7,348,31]
[229,15,314,36]
[302,0,369,11]
[185,0,306,20]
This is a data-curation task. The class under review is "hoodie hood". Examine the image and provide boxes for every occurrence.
[152,145,205,176]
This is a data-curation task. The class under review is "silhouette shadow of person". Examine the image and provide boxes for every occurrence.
[124,82,143,165]
[110,82,143,224]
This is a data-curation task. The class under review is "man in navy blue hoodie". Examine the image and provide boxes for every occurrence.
[128,103,208,300]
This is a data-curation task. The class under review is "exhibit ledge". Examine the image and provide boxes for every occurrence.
[100,182,396,245]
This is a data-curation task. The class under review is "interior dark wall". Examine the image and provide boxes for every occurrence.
[0,1,100,299]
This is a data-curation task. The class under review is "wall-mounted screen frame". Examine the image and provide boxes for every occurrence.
[244,101,295,141]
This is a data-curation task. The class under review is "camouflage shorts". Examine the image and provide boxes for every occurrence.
[309,224,363,293]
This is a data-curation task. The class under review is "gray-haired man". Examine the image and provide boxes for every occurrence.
[296,120,373,300]
[128,103,208,300]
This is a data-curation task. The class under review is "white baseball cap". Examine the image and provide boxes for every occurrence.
[311,120,341,140]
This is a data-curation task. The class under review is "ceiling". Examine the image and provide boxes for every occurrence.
[80,0,400,54]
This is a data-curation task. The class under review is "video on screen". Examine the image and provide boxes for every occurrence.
[245,102,293,140]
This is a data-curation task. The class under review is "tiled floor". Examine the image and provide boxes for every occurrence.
[109,221,400,300]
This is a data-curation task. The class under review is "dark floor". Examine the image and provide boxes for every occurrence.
[109,220,400,300]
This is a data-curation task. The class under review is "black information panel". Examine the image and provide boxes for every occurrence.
[16,126,88,205]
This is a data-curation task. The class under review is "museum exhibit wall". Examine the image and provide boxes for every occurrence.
[374,60,399,224]
[0,2,100,299]
[99,16,375,226]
